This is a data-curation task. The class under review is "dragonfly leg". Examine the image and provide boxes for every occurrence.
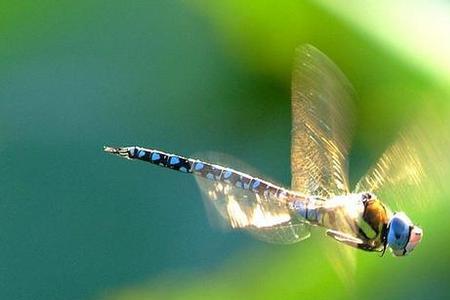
[326,230,364,248]
[326,230,379,252]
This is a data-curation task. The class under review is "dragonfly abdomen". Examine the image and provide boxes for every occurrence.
[291,197,325,224]
[129,146,193,173]
[105,146,287,198]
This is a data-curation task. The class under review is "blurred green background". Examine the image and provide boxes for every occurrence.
[1,1,449,300]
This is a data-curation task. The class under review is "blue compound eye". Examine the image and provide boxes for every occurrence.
[388,214,411,253]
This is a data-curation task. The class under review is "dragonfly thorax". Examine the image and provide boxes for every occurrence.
[319,192,389,251]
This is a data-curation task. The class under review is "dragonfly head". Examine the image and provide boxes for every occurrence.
[387,212,423,256]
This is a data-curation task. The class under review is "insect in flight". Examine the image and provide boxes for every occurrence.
[105,45,424,257]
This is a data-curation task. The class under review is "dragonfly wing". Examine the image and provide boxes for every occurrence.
[246,223,311,244]
[291,45,358,283]
[354,112,449,213]
[196,177,310,244]
[193,153,310,245]
[291,44,354,198]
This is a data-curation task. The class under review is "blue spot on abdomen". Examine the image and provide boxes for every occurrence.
[169,156,180,165]
[151,152,161,161]
[223,170,232,179]
[194,162,204,171]
[252,180,261,190]
[292,200,307,219]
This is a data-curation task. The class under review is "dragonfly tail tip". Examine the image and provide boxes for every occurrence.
[103,146,117,153]
[103,146,131,159]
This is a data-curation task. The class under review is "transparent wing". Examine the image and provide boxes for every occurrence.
[291,44,354,198]
[354,111,449,213]
[194,153,310,245]
[290,45,358,282]
[196,178,310,244]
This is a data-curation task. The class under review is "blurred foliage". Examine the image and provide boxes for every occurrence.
[0,1,449,300]
[189,0,450,170]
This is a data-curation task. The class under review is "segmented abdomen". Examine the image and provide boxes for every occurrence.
[118,146,288,199]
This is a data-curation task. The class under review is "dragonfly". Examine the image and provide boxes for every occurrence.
[105,45,426,257]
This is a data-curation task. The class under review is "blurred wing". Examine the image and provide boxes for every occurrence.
[291,44,355,198]
[196,178,310,244]
[193,153,310,244]
[355,113,449,213]
[291,45,358,282]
